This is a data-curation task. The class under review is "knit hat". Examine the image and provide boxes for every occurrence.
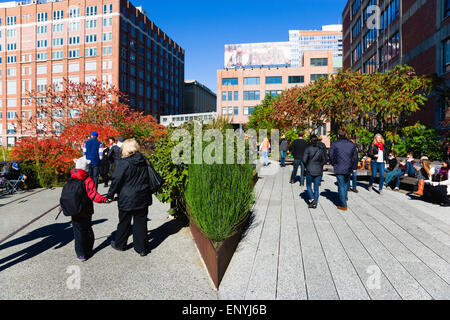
[90,131,98,137]
[12,162,19,170]
[74,157,91,171]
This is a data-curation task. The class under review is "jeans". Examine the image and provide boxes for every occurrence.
[72,214,94,258]
[280,151,287,167]
[306,175,322,204]
[369,161,385,190]
[88,164,100,189]
[384,168,403,186]
[261,150,270,166]
[336,174,351,208]
[115,208,149,254]
[291,160,305,185]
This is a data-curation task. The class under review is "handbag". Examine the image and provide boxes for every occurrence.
[147,162,164,194]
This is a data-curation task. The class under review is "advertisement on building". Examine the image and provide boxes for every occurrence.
[224,42,291,68]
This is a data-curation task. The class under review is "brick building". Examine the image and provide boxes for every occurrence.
[0,0,185,146]
[342,0,450,133]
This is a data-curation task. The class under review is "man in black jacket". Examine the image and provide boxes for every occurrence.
[290,132,309,186]
[329,130,358,211]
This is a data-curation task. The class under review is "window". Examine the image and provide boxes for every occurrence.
[352,0,361,18]
[244,77,260,85]
[69,36,80,45]
[7,80,17,94]
[53,38,63,46]
[222,92,227,101]
[310,58,328,67]
[7,55,17,63]
[311,74,328,82]
[7,29,16,37]
[228,91,233,101]
[69,21,80,31]
[85,48,97,57]
[234,107,239,115]
[7,16,16,26]
[244,91,260,100]
[53,23,63,33]
[7,43,17,51]
[363,0,377,24]
[37,25,47,34]
[52,64,63,74]
[352,18,361,41]
[352,42,362,64]
[103,60,112,70]
[265,90,282,97]
[103,46,112,56]
[69,49,80,58]
[379,32,400,66]
[86,34,97,43]
[266,76,282,84]
[22,66,31,75]
[363,55,377,74]
[85,61,97,71]
[37,40,47,48]
[37,12,48,22]
[53,10,64,20]
[103,17,112,27]
[103,4,113,14]
[444,38,450,72]
[86,19,97,29]
[234,91,239,101]
[288,76,304,84]
[7,111,17,119]
[7,67,16,76]
[363,28,377,51]
[86,6,97,16]
[68,62,79,72]
[69,7,80,18]
[37,65,47,74]
[52,51,63,60]
[222,78,238,86]
[103,32,113,42]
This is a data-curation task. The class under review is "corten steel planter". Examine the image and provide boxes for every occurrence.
[189,214,251,289]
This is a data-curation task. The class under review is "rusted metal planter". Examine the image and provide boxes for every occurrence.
[189,214,251,290]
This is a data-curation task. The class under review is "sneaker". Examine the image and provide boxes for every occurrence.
[337,206,348,211]
[368,186,373,192]
[394,187,400,191]
[111,241,125,252]
[379,190,384,195]
[308,200,315,209]
[77,256,86,262]
[351,188,359,193]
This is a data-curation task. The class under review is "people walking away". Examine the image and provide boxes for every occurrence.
[329,129,358,211]
[302,135,327,208]
[367,134,388,194]
[279,135,289,167]
[83,131,103,188]
[60,157,110,262]
[290,132,309,185]
[261,137,271,167]
[349,139,360,193]
[107,139,152,257]
[414,158,436,197]
[99,138,113,187]
[108,136,124,171]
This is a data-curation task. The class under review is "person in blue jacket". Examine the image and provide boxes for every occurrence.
[329,129,358,211]
[83,131,103,188]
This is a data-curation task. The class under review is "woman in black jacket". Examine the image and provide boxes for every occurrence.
[107,139,152,256]
[302,135,327,209]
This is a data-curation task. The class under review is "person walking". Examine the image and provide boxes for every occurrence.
[108,136,124,172]
[302,135,327,209]
[83,131,103,188]
[60,157,110,262]
[367,134,388,194]
[107,139,152,257]
[329,129,358,211]
[261,137,271,167]
[290,132,309,186]
[279,135,290,167]
[99,139,112,187]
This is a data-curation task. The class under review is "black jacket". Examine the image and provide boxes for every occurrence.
[387,157,398,171]
[290,139,309,160]
[329,138,358,175]
[302,145,327,177]
[279,139,289,152]
[107,152,152,211]
[108,145,122,163]
[367,143,389,163]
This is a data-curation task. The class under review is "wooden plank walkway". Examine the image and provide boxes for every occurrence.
[219,163,450,300]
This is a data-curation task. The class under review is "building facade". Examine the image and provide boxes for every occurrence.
[342,0,450,132]
[0,0,184,146]
[183,80,216,114]
[217,50,335,146]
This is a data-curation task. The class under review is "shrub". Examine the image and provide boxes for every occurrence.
[185,162,255,243]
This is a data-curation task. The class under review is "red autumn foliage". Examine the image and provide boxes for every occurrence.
[60,123,120,148]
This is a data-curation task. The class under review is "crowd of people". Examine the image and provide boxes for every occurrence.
[61,132,153,262]
[279,129,450,212]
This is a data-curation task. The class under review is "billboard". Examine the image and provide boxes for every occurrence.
[224,42,291,68]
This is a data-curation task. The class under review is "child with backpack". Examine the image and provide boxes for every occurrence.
[60,157,110,262]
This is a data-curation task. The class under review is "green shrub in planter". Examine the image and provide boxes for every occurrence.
[185,163,255,243]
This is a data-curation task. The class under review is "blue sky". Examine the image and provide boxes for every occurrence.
[134,0,348,93]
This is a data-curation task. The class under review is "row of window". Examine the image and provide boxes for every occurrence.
[222,75,311,86]
[0,4,114,27]
[222,107,255,116]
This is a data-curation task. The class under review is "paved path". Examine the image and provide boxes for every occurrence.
[1,164,450,300]
[219,164,450,300]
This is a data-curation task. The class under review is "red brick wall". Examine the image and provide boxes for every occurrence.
[402,0,436,54]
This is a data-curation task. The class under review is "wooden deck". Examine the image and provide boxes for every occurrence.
[219,164,450,300]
